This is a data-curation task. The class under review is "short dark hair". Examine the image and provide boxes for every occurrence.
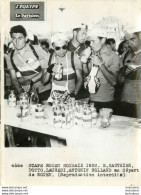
[117,40,127,55]
[10,25,27,37]
[40,41,49,49]
[106,38,115,45]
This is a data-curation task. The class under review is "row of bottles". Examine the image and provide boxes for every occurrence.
[53,101,74,129]
[8,90,39,108]
[7,91,112,127]
[74,102,98,128]
[8,90,40,119]
[52,99,98,129]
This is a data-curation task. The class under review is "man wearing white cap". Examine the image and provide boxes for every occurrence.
[81,27,120,112]
[118,28,141,118]
[67,24,91,99]
[41,32,83,99]
[68,24,88,55]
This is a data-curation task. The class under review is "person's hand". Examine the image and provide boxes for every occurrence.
[125,66,134,75]
[93,55,104,67]
[70,91,76,98]
[47,63,56,74]
[120,65,134,77]
[47,63,60,74]
[80,47,91,64]
[22,79,33,92]
[84,75,91,89]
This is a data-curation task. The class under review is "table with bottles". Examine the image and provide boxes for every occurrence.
[4,91,141,147]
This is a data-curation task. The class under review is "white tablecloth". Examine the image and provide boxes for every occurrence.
[4,100,141,148]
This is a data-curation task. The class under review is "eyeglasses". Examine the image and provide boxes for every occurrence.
[54,45,67,51]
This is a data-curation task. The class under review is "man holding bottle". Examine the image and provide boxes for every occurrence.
[41,32,83,101]
[81,28,120,113]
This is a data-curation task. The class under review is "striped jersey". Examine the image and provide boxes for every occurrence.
[6,44,51,93]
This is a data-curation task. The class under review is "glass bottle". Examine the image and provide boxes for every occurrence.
[61,106,66,128]
[35,104,44,123]
[55,63,63,81]
[83,107,92,128]
[53,105,62,128]
[8,90,16,107]
[91,107,98,127]
[30,91,39,105]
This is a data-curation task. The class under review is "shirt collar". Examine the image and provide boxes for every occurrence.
[14,44,30,55]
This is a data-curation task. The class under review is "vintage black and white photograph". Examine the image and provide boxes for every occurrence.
[1,0,141,186]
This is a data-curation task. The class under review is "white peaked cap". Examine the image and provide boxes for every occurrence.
[123,25,141,40]
[87,27,108,40]
[73,23,88,30]
[51,32,68,44]
[123,25,141,34]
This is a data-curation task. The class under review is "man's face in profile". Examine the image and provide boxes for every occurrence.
[126,33,140,52]
[76,29,87,44]
[90,37,104,52]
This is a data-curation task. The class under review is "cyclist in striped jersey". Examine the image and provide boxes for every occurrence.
[6,25,51,103]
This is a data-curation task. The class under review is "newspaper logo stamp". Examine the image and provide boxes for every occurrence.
[10,2,44,21]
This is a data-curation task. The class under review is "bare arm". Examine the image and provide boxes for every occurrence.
[100,64,117,86]
[30,71,42,83]
[74,69,83,95]
[32,45,50,84]
[9,69,23,94]
[117,65,133,84]
[117,71,126,84]
[41,68,51,85]
[82,63,90,77]
[92,54,119,86]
